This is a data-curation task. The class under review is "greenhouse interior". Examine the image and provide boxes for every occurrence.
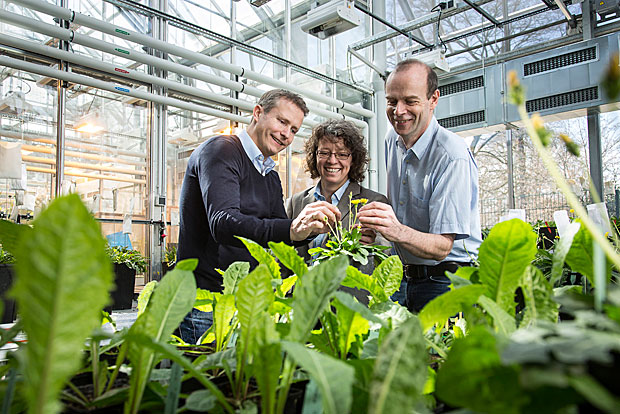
[1,0,620,413]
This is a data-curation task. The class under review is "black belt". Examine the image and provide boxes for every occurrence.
[403,261,473,281]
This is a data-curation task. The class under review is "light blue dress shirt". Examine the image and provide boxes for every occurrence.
[311,179,350,248]
[385,116,482,266]
[238,129,276,176]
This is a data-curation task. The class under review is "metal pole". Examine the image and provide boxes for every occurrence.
[506,127,515,209]
[54,0,69,198]
[587,107,604,202]
[371,0,387,194]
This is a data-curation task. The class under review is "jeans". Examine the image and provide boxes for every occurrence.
[179,308,213,345]
[405,274,451,313]
[390,277,408,306]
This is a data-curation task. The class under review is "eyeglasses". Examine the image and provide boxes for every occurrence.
[316,150,351,160]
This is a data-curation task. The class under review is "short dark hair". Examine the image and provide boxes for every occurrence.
[387,59,438,99]
[258,89,309,116]
[304,119,369,183]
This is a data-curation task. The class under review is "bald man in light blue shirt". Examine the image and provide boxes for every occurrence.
[358,59,482,312]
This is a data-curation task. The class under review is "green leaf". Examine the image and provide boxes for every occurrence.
[185,390,216,412]
[549,222,580,286]
[287,256,349,343]
[282,341,354,414]
[175,258,198,271]
[333,291,387,328]
[445,272,473,289]
[477,295,516,335]
[194,289,216,312]
[371,256,403,298]
[436,327,525,414]
[213,294,236,351]
[126,267,196,414]
[342,266,388,303]
[137,281,157,316]
[568,374,620,413]
[333,297,370,358]
[238,237,280,278]
[11,194,113,414]
[368,316,427,414]
[369,301,412,331]
[222,261,250,295]
[279,276,298,296]
[566,220,612,286]
[0,219,31,255]
[478,219,537,315]
[519,265,558,326]
[419,285,486,331]
[269,241,308,277]
[251,314,281,414]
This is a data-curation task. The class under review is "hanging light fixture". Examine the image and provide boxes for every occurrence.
[75,111,105,134]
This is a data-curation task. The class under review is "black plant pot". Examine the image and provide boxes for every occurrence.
[537,226,558,250]
[0,264,16,323]
[105,263,136,312]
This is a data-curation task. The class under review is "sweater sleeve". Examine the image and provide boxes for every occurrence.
[198,137,292,247]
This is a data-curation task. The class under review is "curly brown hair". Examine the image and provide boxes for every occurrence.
[304,119,369,183]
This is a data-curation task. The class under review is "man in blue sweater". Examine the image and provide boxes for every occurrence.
[177,89,340,343]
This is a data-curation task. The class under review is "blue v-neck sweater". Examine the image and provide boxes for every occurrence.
[177,135,292,291]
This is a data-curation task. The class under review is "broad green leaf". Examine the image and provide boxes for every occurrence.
[566,220,613,286]
[126,267,196,414]
[333,291,387,328]
[419,285,486,331]
[238,237,280,278]
[185,390,216,412]
[175,258,198,271]
[137,281,157,316]
[282,341,354,414]
[371,256,403,298]
[213,294,236,351]
[222,261,250,295]
[568,374,620,413]
[436,327,525,414]
[549,222,580,286]
[368,316,427,414]
[270,297,292,316]
[287,256,349,343]
[477,295,516,335]
[11,194,113,414]
[279,276,298,296]
[251,314,281,414]
[333,297,370,358]
[0,219,31,254]
[478,219,537,315]
[236,264,274,358]
[269,241,308,277]
[342,266,388,303]
[519,265,558,326]
[446,272,473,289]
[369,301,412,331]
[194,289,216,312]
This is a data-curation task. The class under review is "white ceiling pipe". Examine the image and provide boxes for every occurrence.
[0,10,363,129]
[0,55,250,125]
[10,0,375,119]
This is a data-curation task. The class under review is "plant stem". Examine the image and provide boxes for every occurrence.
[424,337,448,360]
[518,105,620,272]
[91,340,100,397]
[275,358,295,414]
[105,341,128,394]
[64,381,89,406]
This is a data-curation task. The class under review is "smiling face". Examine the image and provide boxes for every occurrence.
[316,137,352,193]
[385,64,439,147]
[249,98,305,158]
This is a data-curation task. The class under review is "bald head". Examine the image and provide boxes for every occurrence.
[387,59,438,100]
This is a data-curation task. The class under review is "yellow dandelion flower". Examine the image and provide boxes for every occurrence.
[570,209,575,213]
[507,70,519,88]
[605,232,609,237]
[351,198,368,205]
[531,113,544,130]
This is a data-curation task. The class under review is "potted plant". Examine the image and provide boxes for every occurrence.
[0,245,16,323]
[162,244,176,275]
[105,246,147,310]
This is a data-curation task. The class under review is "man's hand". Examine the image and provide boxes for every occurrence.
[357,201,405,243]
[290,201,341,242]
[359,227,377,244]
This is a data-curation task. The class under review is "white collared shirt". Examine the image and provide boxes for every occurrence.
[238,129,276,176]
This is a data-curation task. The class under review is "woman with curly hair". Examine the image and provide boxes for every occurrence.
[286,119,390,266]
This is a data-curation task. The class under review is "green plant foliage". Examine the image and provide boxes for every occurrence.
[238,237,280,278]
[370,255,403,299]
[549,222,580,286]
[10,194,113,414]
[332,296,370,359]
[519,265,558,326]
[478,219,537,315]
[268,241,308,277]
[105,245,148,273]
[477,295,516,335]
[222,261,250,295]
[125,262,197,414]
[419,285,486,331]
[341,266,388,303]
[0,246,15,264]
[164,245,177,265]
[213,294,236,351]
[436,327,525,414]
[287,255,349,343]
[368,316,427,414]
[282,341,354,414]
[369,301,412,332]
[236,264,274,357]
[184,390,216,412]
[566,220,613,286]
[0,219,31,255]
[251,314,281,414]
[137,281,157,316]
[333,291,387,328]
[194,288,216,312]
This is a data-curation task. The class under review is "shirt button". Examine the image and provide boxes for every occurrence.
[399,201,404,205]
[402,180,406,184]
